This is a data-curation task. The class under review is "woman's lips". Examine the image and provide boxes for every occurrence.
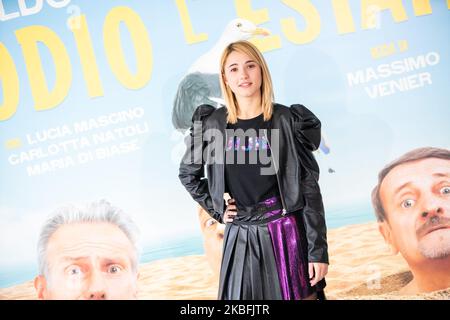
[239,82,252,88]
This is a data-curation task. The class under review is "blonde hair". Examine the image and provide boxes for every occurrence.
[219,41,274,124]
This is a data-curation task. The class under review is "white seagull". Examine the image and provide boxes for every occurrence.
[172,19,269,131]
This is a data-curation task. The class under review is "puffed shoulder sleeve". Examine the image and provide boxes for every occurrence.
[290,104,321,151]
[179,104,223,223]
[291,105,328,263]
[191,104,216,123]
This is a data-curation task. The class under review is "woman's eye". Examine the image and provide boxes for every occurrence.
[230,68,237,72]
[401,199,415,209]
[108,265,122,274]
[248,64,255,69]
[440,186,450,195]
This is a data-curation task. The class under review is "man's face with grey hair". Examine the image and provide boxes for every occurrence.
[34,222,139,300]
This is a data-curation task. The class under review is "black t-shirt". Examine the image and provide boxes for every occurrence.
[224,113,280,207]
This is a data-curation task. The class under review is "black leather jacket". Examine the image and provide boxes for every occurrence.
[179,103,328,264]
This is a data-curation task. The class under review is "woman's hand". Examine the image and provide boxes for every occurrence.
[308,262,328,286]
[223,198,237,223]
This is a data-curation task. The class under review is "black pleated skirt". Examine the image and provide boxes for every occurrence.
[218,196,326,300]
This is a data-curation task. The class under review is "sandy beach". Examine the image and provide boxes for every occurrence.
[1,221,448,300]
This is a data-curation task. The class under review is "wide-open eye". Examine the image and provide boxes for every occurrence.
[401,199,415,209]
[67,265,82,276]
[440,186,450,195]
[108,264,123,274]
[206,218,217,228]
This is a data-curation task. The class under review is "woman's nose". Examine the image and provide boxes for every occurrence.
[239,69,249,79]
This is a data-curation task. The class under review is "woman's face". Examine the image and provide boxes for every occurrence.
[223,50,262,101]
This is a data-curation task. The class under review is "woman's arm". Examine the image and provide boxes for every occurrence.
[291,105,329,264]
[298,143,329,265]
[178,105,223,223]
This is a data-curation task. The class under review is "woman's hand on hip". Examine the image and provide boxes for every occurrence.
[223,198,237,223]
[308,262,328,287]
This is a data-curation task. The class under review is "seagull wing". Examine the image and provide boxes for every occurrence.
[172,72,222,131]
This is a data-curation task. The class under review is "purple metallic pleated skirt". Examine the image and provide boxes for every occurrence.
[218,196,326,300]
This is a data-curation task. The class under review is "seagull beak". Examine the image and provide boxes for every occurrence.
[251,27,270,36]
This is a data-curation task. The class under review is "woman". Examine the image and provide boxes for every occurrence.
[179,40,328,300]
